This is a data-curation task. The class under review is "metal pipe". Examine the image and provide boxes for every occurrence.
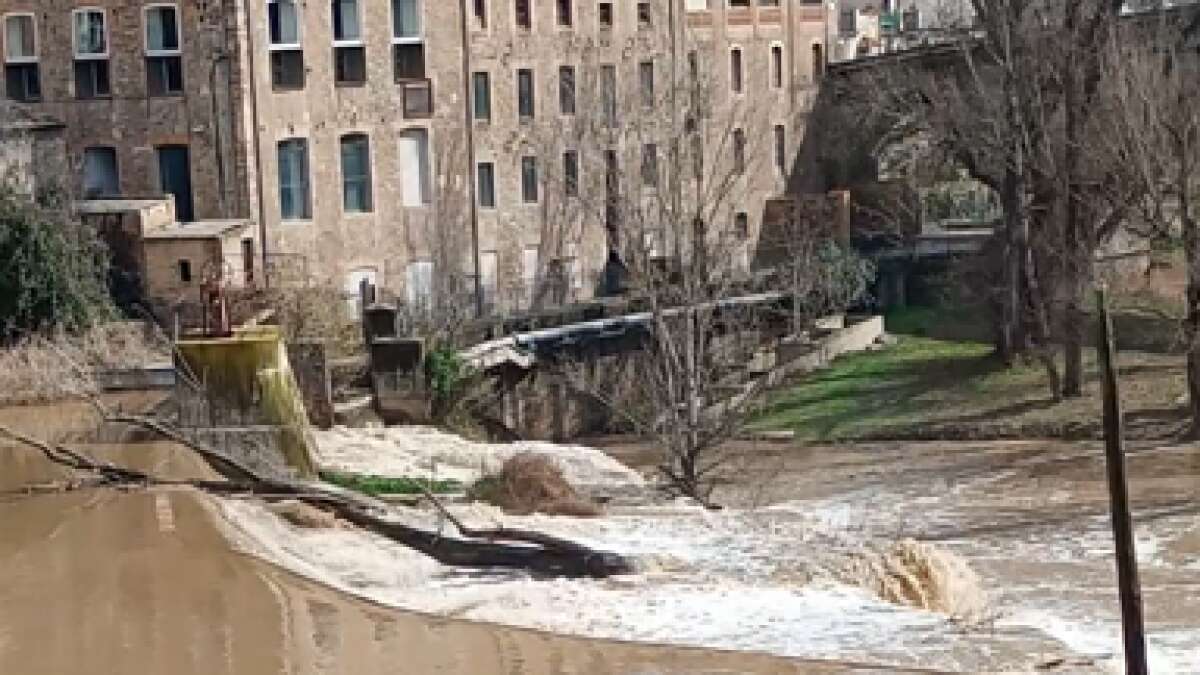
[459,0,484,318]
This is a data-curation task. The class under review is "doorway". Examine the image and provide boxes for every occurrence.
[157,145,194,222]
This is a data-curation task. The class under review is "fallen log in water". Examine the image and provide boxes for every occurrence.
[0,412,634,579]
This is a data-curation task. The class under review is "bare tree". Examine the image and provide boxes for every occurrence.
[1102,9,1200,430]
[538,42,871,503]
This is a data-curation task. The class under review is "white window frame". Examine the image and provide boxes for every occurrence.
[392,0,424,46]
[769,41,784,90]
[143,4,183,57]
[267,0,302,51]
[332,0,364,47]
[3,13,38,64]
[72,8,108,60]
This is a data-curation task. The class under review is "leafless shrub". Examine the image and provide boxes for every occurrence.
[0,322,167,406]
[467,453,601,517]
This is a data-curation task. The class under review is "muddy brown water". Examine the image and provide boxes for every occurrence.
[1,401,885,675]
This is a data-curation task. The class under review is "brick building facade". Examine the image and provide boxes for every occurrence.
[1,0,830,314]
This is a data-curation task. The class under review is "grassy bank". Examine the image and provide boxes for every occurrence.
[751,309,1189,442]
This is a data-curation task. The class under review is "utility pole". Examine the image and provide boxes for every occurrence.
[1095,286,1148,675]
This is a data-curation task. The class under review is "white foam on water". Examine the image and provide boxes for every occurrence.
[312,425,646,489]
[213,491,1015,671]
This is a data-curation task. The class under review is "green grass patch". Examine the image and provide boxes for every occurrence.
[751,334,1045,441]
[319,470,463,496]
[884,305,993,342]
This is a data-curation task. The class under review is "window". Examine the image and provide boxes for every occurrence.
[480,251,498,310]
[729,0,750,6]
[637,2,651,28]
[522,247,539,306]
[145,6,183,95]
[398,128,431,206]
[604,150,619,229]
[178,260,193,283]
[277,139,311,220]
[242,239,256,285]
[268,0,304,89]
[521,156,538,203]
[82,147,119,197]
[733,128,745,174]
[515,0,532,29]
[525,243,544,302]
[4,14,40,102]
[730,47,743,93]
[473,71,491,120]
[558,65,575,114]
[73,9,110,99]
[157,145,194,221]
[770,44,783,89]
[394,44,425,80]
[473,0,488,29]
[812,42,824,80]
[563,150,578,197]
[333,0,366,85]
[517,68,535,119]
[557,0,573,26]
[641,143,658,188]
[734,212,749,239]
[598,2,613,29]
[774,124,786,174]
[600,64,616,126]
[477,162,496,208]
[393,0,425,80]
[340,134,372,213]
[639,60,654,107]
[406,260,434,309]
[685,0,708,9]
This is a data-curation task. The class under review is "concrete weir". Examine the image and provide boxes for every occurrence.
[175,326,318,478]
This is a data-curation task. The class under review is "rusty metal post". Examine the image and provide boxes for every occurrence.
[1095,287,1148,675]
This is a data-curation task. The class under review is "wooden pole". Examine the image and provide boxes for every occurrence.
[1095,286,1148,674]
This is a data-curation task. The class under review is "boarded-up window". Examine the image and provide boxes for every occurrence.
[398,128,431,206]
[406,260,433,309]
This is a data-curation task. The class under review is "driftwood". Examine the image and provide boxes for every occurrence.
[0,405,633,579]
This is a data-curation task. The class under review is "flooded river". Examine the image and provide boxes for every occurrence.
[0,401,870,674]
[3,400,1199,672]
